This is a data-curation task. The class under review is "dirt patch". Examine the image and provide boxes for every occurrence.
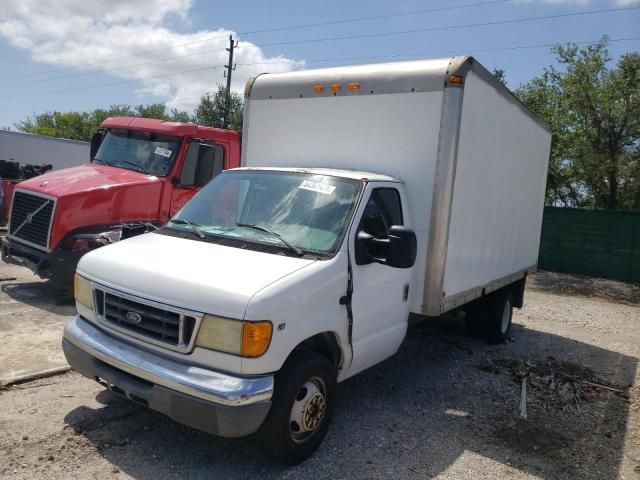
[529,270,640,305]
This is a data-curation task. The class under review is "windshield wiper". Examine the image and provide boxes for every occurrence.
[171,218,206,239]
[236,223,304,256]
[94,158,113,166]
[118,160,146,173]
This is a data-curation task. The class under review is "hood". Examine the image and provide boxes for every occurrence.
[16,164,164,250]
[77,232,317,319]
[17,163,161,198]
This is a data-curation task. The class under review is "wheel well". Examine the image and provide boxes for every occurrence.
[510,277,526,309]
[292,333,342,372]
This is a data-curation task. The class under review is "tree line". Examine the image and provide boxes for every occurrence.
[14,85,243,142]
[12,38,640,210]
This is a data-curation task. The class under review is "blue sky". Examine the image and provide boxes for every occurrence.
[0,0,638,128]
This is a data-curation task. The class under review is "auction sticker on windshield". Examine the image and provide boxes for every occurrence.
[154,147,172,158]
[298,180,336,195]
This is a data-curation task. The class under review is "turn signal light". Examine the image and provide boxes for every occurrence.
[242,321,273,358]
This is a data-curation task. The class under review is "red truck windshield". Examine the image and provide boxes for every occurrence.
[93,129,181,176]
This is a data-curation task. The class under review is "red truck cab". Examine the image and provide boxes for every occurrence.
[1,116,240,285]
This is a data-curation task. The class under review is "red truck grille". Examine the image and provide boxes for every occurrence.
[8,191,55,249]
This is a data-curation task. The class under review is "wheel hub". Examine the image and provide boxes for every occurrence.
[290,378,327,442]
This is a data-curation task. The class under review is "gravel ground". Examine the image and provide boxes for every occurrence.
[0,272,638,480]
[0,263,74,384]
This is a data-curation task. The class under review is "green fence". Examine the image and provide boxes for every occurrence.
[538,207,640,283]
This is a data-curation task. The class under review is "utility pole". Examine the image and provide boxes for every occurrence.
[223,35,237,128]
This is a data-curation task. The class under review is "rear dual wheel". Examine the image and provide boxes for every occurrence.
[464,289,513,344]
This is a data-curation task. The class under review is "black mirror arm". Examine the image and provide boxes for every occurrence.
[357,231,391,265]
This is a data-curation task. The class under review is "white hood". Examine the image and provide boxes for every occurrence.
[77,232,317,319]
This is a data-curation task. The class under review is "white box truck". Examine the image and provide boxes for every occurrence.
[62,56,551,464]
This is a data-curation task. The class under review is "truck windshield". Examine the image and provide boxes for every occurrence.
[167,170,362,254]
[94,129,181,176]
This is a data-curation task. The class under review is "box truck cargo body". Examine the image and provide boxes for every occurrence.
[242,56,551,316]
[62,57,551,464]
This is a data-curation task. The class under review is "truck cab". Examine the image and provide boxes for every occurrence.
[1,116,240,285]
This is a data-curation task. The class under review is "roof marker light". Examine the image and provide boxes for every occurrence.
[448,75,464,85]
[348,82,360,92]
[312,85,324,93]
[330,83,342,93]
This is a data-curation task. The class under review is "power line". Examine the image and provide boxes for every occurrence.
[0,65,225,100]
[237,35,640,67]
[238,0,511,35]
[1,33,638,124]
[0,0,510,82]
[0,0,567,83]
[245,6,640,50]
[1,4,637,90]
[1,34,638,102]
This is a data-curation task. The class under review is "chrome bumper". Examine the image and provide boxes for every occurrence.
[63,315,273,407]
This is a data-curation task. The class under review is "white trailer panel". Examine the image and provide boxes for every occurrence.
[440,71,551,311]
[0,130,89,172]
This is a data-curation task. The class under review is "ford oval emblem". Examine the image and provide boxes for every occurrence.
[125,311,142,324]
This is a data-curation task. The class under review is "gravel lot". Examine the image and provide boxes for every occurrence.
[0,271,638,479]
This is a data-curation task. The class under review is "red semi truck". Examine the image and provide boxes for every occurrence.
[1,116,240,284]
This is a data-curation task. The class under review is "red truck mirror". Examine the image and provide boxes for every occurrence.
[90,131,104,161]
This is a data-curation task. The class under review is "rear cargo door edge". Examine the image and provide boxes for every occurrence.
[422,58,467,317]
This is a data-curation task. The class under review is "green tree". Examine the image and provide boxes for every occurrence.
[492,68,507,85]
[516,38,640,209]
[192,85,243,133]
[16,103,192,142]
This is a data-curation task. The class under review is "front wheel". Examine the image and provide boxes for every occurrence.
[259,350,336,465]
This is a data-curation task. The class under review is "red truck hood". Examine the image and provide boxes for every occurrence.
[18,163,161,197]
[16,164,164,251]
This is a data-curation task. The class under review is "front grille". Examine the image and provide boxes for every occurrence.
[9,191,55,249]
[97,290,197,350]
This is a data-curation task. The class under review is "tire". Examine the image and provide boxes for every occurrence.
[464,300,487,338]
[485,290,513,344]
[259,350,336,465]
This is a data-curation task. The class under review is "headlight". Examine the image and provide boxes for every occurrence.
[74,273,94,310]
[196,315,272,358]
[62,230,122,251]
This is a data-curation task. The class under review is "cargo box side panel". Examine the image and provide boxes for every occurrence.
[441,70,551,310]
[244,92,443,311]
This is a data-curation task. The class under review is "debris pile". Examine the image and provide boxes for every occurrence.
[0,159,52,180]
[480,358,625,415]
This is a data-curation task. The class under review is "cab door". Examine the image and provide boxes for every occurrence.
[347,183,415,376]
[170,141,225,217]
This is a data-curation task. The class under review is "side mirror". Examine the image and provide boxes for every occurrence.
[386,225,417,268]
[90,131,104,161]
[193,144,216,188]
[356,225,417,268]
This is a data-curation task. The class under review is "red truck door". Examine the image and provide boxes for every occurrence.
[170,140,225,217]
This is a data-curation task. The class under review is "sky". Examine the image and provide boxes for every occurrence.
[0,0,638,128]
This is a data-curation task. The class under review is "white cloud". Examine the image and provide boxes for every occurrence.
[0,0,304,110]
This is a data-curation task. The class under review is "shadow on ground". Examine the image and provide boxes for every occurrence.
[63,317,637,480]
[1,279,74,315]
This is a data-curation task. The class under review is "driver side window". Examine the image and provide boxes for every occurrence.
[359,188,403,239]
[180,141,224,188]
